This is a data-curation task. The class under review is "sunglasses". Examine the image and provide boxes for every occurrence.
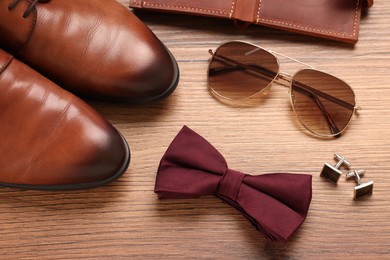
[207,41,361,138]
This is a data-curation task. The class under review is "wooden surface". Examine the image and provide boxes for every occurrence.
[1,1,390,259]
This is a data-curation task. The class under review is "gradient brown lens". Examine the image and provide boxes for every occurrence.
[208,42,279,99]
[291,69,356,136]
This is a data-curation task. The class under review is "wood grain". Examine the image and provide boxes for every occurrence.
[1,1,390,259]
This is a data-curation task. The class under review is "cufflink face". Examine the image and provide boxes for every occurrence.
[321,163,342,184]
[321,154,351,184]
[354,181,374,199]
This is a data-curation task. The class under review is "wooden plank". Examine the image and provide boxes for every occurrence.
[1,1,389,259]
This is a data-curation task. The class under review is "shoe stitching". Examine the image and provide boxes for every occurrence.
[5,1,40,54]
[0,56,14,76]
[19,5,38,54]
[8,0,49,18]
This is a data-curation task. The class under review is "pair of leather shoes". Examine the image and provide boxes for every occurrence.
[0,0,179,189]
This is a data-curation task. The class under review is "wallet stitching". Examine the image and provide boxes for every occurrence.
[229,0,235,18]
[141,0,360,38]
[256,0,360,37]
[142,1,232,16]
[256,0,262,23]
[131,0,142,7]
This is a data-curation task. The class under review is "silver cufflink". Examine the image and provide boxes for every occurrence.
[320,154,351,184]
[346,170,374,199]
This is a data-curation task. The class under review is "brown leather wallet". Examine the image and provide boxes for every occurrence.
[129,0,373,43]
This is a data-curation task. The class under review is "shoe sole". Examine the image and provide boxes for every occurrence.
[0,131,131,191]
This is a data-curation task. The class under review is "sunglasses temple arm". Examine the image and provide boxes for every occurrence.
[209,65,251,76]
[293,86,341,136]
[209,54,275,82]
[292,81,355,111]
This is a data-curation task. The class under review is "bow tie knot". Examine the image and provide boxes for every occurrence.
[155,126,312,242]
[218,169,245,201]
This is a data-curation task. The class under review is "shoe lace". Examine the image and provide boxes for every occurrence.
[8,0,50,18]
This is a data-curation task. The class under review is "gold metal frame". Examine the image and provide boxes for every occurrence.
[207,44,281,101]
[207,40,361,138]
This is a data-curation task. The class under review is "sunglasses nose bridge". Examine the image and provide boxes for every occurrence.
[275,72,293,86]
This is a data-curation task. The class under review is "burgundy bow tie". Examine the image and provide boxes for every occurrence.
[155,126,312,242]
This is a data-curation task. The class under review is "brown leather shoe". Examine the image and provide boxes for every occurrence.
[0,0,179,103]
[0,48,130,190]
